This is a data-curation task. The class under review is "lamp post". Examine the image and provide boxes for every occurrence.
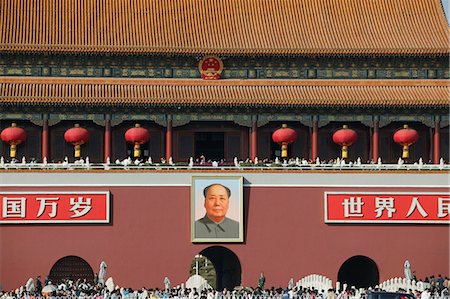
[194,254,201,275]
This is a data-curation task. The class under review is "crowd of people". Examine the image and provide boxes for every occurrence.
[1,275,449,299]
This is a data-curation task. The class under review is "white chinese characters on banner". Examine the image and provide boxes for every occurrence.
[0,192,109,224]
[342,197,364,217]
[331,193,450,222]
[343,196,450,219]
[438,198,450,218]
[2,196,94,219]
[2,197,27,218]
[375,197,396,218]
[70,197,92,218]
[36,197,59,218]
[406,197,428,218]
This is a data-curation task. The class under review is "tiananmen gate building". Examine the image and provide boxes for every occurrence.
[0,0,449,292]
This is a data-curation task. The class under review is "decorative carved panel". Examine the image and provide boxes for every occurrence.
[172,115,191,127]
[379,115,435,128]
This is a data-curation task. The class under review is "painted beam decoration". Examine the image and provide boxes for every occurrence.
[324,192,450,224]
[0,192,110,223]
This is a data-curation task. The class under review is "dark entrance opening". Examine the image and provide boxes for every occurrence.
[338,255,379,289]
[49,256,94,284]
[199,246,241,290]
[195,132,224,161]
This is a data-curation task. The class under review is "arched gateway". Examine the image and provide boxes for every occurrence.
[49,256,94,284]
[338,255,379,289]
[199,246,241,291]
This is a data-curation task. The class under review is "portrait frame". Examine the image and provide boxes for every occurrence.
[191,176,244,243]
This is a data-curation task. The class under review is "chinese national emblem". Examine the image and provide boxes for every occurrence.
[199,56,223,80]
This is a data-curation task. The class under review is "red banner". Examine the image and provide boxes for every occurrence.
[325,192,450,224]
[0,192,110,223]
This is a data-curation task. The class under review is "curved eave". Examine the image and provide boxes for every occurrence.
[0,46,449,56]
[0,77,448,109]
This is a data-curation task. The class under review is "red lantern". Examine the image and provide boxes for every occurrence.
[1,123,27,158]
[64,124,90,158]
[125,124,150,158]
[393,124,419,159]
[332,125,358,159]
[272,124,298,158]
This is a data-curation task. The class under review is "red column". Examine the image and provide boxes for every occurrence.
[251,119,258,161]
[42,118,49,162]
[166,116,173,161]
[434,119,440,164]
[104,119,111,162]
[311,117,318,161]
[372,117,379,162]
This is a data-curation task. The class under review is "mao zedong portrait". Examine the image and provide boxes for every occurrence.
[194,183,239,239]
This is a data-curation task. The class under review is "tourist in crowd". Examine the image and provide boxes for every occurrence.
[1,275,450,299]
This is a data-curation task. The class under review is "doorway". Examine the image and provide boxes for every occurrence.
[193,246,241,290]
[195,132,224,161]
[337,255,379,289]
[49,256,94,284]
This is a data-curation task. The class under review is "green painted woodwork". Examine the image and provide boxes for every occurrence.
[1,113,447,129]
[0,54,448,79]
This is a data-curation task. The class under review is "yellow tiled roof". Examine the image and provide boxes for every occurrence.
[1,77,448,107]
[0,0,448,55]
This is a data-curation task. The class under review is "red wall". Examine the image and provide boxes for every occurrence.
[1,185,448,290]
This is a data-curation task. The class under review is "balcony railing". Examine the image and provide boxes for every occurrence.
[1,160,448,171]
